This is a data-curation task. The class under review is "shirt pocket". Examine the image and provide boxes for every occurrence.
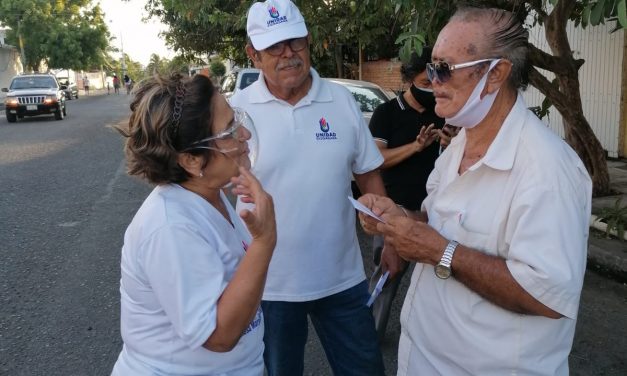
[452,221,493,256]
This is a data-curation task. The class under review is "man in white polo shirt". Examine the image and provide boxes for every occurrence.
[359,6,592,376]
[231,0,386,375]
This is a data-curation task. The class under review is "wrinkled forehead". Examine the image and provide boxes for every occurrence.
[432,20,487,63]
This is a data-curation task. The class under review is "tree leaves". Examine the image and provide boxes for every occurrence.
[0,0,109,70]
[618,0,627,27]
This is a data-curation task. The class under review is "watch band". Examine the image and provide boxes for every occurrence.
[440,240,459,268]
[435,240,459,279]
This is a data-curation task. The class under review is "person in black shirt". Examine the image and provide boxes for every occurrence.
[368,47,447,341]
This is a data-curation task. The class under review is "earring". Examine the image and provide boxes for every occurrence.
[199,171,204,178]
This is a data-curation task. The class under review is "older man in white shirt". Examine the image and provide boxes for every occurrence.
[359,6,592,376]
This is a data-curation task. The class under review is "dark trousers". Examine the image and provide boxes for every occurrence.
[261,280,385,376]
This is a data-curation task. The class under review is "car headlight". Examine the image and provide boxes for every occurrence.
[43,96,57,104]
[4,98,18,106]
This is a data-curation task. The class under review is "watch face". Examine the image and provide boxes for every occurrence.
[435,264,451,279]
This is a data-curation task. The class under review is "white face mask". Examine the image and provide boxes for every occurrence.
[445,59,501,129]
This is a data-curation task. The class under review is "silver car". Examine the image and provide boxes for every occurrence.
[325,78,394,124]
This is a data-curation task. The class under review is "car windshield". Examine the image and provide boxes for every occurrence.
[11,77,57,90]
[239,72,260,90]
[346,86,388,112]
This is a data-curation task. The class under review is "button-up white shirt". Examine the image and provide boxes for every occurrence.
[397,95,592,376]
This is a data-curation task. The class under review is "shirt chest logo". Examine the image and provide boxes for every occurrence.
[315,117,337,140]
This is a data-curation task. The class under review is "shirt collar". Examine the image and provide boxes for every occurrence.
[247,68,332,106]
[472,94,528,171]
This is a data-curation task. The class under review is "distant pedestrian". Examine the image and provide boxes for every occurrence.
[124,74,132,95]
[83,76,90,96]
[113,74,121,94]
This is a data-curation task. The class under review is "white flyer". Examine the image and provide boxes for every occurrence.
[348,196,386,223]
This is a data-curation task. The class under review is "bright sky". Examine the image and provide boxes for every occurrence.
[98,0,175,66]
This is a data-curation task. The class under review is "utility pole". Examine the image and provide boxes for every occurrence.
[120,33,127,78]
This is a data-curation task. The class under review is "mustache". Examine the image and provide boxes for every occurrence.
[276,58,303,71]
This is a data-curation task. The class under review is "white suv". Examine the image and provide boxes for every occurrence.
[220,68,260,98]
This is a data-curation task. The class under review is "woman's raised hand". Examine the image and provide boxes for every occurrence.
[231,167,276,247]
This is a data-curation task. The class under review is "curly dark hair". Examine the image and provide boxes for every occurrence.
[116,73,217,185]
[400,46,433,83]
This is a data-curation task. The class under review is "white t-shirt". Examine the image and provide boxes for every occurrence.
[230,69,383,301]
[112,185,263,376]
[397,95,592,376]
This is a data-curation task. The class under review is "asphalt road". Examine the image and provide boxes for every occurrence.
[0,93,625,375]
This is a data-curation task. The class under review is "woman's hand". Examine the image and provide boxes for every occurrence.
[414,124,438,153]
[230,167,276,247]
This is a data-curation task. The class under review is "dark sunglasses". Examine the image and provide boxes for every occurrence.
[264,37,308,56]
[426,58,497,83]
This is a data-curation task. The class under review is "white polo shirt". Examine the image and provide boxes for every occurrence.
[397,95,592,376]
[231,68,383,301]
[112,185,264,376]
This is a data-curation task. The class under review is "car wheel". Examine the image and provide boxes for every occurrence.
[6,113,17,123]
[54,104,64,120]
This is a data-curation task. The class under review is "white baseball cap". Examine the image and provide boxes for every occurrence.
[246,0,308,51]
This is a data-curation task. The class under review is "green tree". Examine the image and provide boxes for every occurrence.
[0,0,110,71]
[146,53,166,75]
[394,0,626,196]
[145,0,411,77]
[210,60,226,78]
[165,55,196,75]
[145,0,250,65]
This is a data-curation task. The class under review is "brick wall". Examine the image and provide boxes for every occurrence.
[362,60,406,93]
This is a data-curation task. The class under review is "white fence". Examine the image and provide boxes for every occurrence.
[523,20,624,157]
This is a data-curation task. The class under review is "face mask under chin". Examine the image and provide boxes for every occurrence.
[444,59,502,128]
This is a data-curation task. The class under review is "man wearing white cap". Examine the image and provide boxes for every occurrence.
[231,0,386,375]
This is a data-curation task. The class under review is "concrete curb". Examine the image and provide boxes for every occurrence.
[588,241,627,278]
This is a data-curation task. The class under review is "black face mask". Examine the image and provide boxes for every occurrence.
[410,84,436,111]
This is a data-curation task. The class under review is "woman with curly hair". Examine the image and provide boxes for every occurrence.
[111,74,276,376]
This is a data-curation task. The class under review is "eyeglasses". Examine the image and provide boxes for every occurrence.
[182,107,252,154]
[264,37,308,56]
[426,58,497,84]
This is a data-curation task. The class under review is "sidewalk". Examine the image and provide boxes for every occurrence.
[588,160,627,279]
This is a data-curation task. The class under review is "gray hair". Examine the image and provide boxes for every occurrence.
[451,7,529,90]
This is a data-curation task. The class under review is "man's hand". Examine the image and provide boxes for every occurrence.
[414,124,438,153]
[380,243,408,279]
[357,194,404,235]
[376,216,448,266]
[437,124,460,150]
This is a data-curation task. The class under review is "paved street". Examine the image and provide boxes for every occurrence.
[1,93,625,375]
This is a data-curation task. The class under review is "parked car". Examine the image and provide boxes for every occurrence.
[220,68,261,98]
[57,78,79,100]
[220,68,393,125]
[2,74,67,122]
[325,78,393,124]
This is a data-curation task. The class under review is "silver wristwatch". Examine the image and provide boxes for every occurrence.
[435,240,458,279]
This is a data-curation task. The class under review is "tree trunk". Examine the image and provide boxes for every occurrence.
[335,44,343,78]
[529,0,611,196]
